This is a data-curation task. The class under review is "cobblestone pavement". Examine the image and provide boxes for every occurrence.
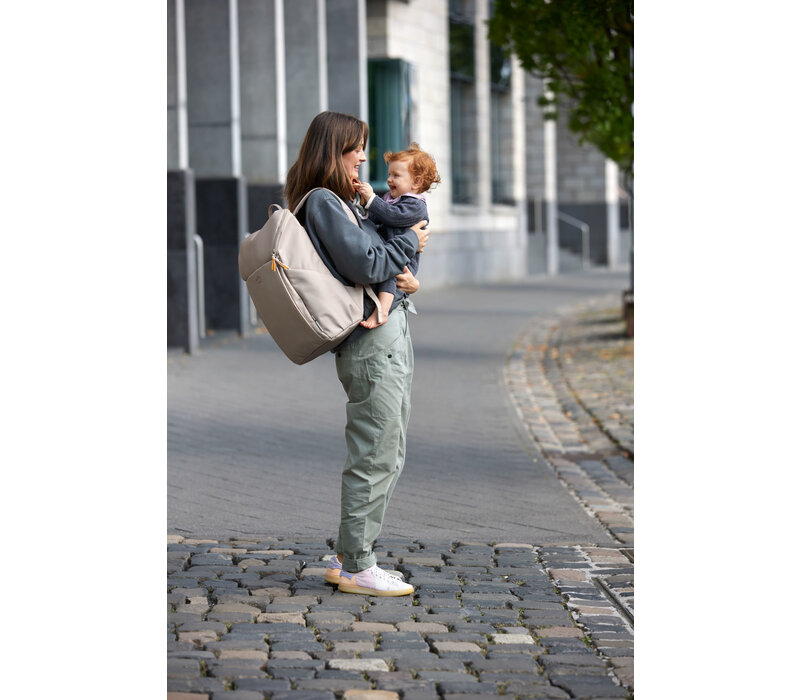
[168,273,634,699]
[168,537,632,700]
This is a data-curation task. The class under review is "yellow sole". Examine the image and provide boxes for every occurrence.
[337,582,414,597]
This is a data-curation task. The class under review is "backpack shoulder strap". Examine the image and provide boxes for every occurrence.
[292,187,382,322]
[293,188,359,226]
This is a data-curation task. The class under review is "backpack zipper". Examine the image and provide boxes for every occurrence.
[271,252,290,271]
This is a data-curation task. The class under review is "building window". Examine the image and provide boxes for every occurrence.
[367,58,413,193]
[490,5,514,204]
[449,1,477,204]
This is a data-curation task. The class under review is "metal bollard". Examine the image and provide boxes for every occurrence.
[193,234,206,339]
[581,223,590,270]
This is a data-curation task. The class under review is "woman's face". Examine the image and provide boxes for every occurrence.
[342,142,366,187]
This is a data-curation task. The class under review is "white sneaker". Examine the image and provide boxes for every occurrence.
[324,557,343,585]
[338,564,414,597]
[324,555,404,585]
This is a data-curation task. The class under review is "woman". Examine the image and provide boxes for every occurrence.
[284,111,429,597]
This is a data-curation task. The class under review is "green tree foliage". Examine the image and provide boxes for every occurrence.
[488,0,633,179]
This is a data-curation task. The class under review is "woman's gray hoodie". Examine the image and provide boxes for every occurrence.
[296,188,418,348]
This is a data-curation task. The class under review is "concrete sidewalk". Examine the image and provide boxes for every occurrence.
[168,270,634,699]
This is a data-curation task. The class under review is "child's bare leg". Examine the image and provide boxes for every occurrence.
[361,292,394,328]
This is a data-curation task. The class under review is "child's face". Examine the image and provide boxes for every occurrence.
[386,159,419,198]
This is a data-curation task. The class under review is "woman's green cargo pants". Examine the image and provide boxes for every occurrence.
[334,302,414,573]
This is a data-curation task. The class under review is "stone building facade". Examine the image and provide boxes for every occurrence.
[168,0,627,352]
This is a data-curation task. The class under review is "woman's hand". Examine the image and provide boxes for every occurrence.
[396,267,420,294]
[411,220,429,252]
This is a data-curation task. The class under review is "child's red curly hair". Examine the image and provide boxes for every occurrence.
[383,142,441,193]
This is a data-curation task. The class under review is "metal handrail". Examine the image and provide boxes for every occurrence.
[193,234,206,339]
[557,211,591,269]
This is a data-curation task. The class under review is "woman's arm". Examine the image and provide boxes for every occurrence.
[307,191,422,286]
[406,252,420,278]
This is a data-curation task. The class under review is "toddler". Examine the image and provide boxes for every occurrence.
[356,142,441,328]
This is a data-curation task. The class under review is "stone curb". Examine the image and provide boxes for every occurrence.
[503,296,634,548]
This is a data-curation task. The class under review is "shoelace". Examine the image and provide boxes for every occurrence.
[372,566,396,584]
[340,565,400,583]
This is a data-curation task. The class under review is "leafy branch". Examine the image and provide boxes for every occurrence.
[487,0,634,179]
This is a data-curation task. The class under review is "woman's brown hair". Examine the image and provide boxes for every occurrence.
[284,111,369,210]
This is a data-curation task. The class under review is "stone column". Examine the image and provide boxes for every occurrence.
[284,0,328,164]
[473,0,491,211]
[168,0,189,171]
[186,0,241,177]
[605,159,620,269]
[325,0,368,175]
[275,0,288,183]
[510,55,528,278]
[167,170,199,353]
[238,0,288,232]
[543,89,559,276]
[167,0,199,353]
[185,0,249,335]
[326,0,367,117]
[523,72,548,275]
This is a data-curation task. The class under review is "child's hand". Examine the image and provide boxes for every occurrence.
[356,181,374,202]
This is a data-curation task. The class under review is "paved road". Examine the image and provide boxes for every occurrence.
[168,270,628,547]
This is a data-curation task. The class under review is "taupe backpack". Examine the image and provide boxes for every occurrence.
[238,188,383,365]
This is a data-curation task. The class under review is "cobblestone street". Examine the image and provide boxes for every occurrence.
[168,537,632,700]
[168,271,634,699]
